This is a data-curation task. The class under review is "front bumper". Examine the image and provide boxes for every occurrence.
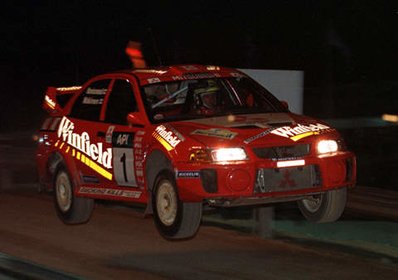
[175,151,356,204]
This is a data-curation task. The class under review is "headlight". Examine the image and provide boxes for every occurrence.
[211,148,248,162]
[317,140,338,154]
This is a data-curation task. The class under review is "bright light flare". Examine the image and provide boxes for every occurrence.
[317,140,338,154]
[276,159,305,168]
[382,114,398,123]
[211,148,247,162]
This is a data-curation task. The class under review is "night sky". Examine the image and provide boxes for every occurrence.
[1,0,397,130]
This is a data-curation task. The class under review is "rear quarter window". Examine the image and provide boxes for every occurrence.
[69,79,111,121]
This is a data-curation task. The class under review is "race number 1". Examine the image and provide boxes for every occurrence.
[112,132,137,187]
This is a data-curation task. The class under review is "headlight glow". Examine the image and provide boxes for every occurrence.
[211,148,248,162]
[317,140,338,154]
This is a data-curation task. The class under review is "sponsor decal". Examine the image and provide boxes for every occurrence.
[105,126,115,143]
[134,131,146,186]
[147,77,161,84]
[112,132,134,148]
[57,117,112,169]
[56,140,113,180]
[82,96,103,105]
[152,125,182,151]
[271,123,332,141]
[168,126,185,141]
[86,87,107,95]
[79,186,141,198]
[177,171,200,178]
[244,128,274,144]
[172,72,220,81]
[77,153,112,180]
[45,95,56,109]
[191,128,237,140]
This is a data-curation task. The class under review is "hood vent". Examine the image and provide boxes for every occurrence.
[233,125,262,129]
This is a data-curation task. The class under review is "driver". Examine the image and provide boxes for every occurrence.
[193,80,221,115]
[200,91,217,109]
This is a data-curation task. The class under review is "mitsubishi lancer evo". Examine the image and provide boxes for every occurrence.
[36,64,356,239]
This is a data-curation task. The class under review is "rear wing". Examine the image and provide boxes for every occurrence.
[43,86,82,116]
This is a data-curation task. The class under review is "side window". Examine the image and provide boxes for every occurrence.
[104,79,137,125]
[70,79,110,121]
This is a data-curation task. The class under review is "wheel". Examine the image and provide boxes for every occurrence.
[297,187,347,223]
[54,165,94,224]
[152,170,202,240]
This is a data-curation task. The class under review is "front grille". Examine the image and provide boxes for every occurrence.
[255,165,321,193]
[252,144,310,160]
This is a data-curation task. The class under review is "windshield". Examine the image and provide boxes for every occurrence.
[141,77,288,123]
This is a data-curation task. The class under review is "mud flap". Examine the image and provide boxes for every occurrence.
[144,192,153,217]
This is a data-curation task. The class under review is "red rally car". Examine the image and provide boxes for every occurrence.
[36,64,356,239]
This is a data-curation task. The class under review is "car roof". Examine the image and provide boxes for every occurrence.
[114,64,248,86]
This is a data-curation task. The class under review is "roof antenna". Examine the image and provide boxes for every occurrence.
[148,27,163,66]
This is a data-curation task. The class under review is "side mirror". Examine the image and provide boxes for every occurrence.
[281,100,289,111]
[127,112,146,127]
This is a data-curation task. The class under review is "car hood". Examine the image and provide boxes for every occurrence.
[167,113,337,148]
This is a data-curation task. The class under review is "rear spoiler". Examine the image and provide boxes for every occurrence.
[43,86,82,116]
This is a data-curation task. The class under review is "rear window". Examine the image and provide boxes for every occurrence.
[69,79,111,121]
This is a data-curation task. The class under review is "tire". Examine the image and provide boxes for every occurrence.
[54,165,94,224]
[152,170,202,240]
[297,187,347,223]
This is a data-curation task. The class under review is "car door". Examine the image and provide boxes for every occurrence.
[65,78,113,185]
[98,77,145,188]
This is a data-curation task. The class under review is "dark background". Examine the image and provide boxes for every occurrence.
[1,0,397,188]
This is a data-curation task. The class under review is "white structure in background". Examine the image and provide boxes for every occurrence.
[240,69,304,114]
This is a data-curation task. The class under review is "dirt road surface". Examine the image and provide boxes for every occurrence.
[1,190,398,280]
